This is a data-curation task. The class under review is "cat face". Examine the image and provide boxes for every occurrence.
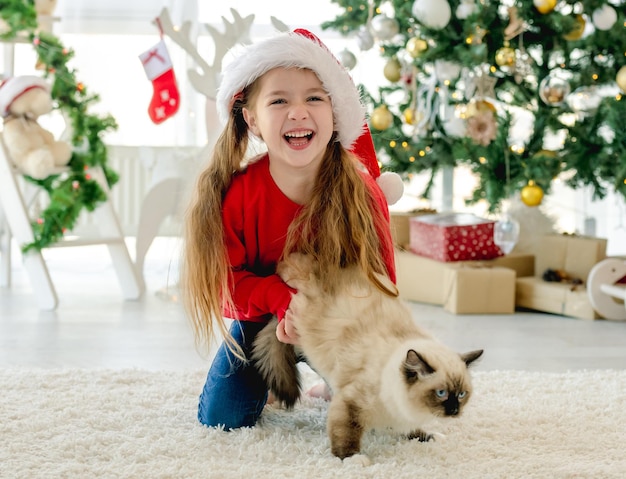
[403,348,483,418]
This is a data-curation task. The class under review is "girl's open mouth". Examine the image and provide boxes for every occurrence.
[284,130,314,146]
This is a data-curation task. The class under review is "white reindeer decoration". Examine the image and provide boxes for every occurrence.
[135,8,289,290]
[157,7,288,145]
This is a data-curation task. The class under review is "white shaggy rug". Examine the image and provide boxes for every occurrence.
[1,368,625,479]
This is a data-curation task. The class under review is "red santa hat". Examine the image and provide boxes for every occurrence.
[0,75,50,117]
[216,29,403,205]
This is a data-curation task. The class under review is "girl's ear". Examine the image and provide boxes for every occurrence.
[242,107,260,136]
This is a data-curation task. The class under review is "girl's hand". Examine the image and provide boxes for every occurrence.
[276,309,299,345]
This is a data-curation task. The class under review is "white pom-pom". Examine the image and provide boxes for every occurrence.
[376,171,404,205]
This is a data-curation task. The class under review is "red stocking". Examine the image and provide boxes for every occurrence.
[139,39,180,124]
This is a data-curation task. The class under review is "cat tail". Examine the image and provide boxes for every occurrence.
[251,317,301,409]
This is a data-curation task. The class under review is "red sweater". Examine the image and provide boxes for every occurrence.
[222,154,396,323]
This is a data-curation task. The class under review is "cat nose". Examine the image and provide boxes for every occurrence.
[444,399,459,416]
[446,407,459,416]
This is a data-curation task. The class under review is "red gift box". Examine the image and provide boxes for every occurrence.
[409,213,503,262]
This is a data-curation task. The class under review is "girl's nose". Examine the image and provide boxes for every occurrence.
[288,103,309,120]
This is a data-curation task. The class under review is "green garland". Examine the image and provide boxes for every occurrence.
[322,0,626,212]
[1,0,118,252]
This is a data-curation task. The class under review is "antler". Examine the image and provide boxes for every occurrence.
[156,7,254,100]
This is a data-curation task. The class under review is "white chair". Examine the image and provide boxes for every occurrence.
[0,136,144,310]
[587,258,626,321]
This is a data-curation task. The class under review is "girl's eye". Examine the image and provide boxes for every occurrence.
[435,389,447,398]
[458,391,467,399]
[308,96,324,102]
[270,98,286,105]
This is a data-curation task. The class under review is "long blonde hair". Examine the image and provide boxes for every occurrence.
[181,76,396,356]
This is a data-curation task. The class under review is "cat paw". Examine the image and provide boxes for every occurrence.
[342,453,371,467]
[408,429,435,442]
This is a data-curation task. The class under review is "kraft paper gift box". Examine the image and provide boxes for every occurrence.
[390,209,437,249]
[443,265,516,314]
[490,253,535,277]
[534,234,607,282]
[409,212,503,262]
[395,248,518,313]
[515,234,608,320]
[515,277,600,320]
[395,248,447,305]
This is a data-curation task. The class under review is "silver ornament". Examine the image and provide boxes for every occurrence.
[356,26,375,51]
[370,14,399,41]
[539,74,571,106]
[337,49,357,71]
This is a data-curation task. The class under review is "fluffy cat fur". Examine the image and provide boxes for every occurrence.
[251,253,483,460]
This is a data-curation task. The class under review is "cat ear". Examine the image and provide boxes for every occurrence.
[460,349,484,367]
[404,349,435,381]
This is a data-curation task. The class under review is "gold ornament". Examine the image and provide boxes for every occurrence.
[403,107,416,125]
[616,65,626,93]
[406,37,428,58]
[521,180,544,207]
[533,149,558,163]
[464,99,497,118]
[563,14,586,41]
[383,57,402,83]
[533,0,556,14]
[371,105,394,130]
[495,43,516,68]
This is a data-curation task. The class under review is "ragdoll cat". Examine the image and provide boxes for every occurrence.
[252,253,483,461]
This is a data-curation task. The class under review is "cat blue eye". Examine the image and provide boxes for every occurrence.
[458,391,467,399]
[435,389,447,398]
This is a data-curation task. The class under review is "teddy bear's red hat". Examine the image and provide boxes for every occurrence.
[0,75,50,118]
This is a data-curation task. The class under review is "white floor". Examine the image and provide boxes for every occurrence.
[1,237,625,372]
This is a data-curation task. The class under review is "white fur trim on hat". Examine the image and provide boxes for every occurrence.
[0,75,50,117]
[216,30,365,149]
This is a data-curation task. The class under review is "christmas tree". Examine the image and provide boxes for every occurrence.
[322,0,626,212]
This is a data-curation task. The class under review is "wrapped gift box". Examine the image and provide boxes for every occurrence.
[443,265,516,314]
[514,234,608,320]
[395,249,447,305]
[535,234,607,282]
[490,253,535,277]
[390,209,437,249]
[395,249,518,314]
[409,213,503,262]
[516,277,600,320]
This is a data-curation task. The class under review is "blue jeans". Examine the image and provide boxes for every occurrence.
[197,320,269,430]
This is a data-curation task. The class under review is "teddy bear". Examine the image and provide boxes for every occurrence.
[0,75,71,179]
[34,0,59,16]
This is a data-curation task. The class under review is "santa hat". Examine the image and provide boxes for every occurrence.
[0,75,50,118]
[216,29,403,205]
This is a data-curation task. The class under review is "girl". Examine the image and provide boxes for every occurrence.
[181,29,403,430]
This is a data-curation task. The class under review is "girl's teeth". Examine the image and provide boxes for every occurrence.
[286,131,312,138]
